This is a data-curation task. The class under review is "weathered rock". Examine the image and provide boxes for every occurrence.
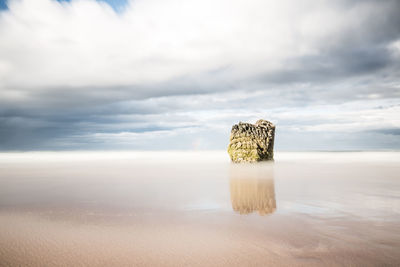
[227,119,275,163]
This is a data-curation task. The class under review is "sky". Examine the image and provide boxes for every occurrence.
[0,0,399,151]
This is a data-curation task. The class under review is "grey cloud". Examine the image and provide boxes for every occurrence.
[0,0,399,150]
[256,43,397,86]
[375,128,400,136]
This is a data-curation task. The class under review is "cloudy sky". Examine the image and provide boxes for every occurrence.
[0,0,399,151]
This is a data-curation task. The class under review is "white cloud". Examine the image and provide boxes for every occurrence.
[0,0,396,91]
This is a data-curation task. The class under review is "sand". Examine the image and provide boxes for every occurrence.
[0,151,399,266]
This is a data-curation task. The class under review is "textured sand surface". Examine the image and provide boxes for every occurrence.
[0,152,399,266]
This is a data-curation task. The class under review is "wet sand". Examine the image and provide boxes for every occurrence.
[0,152,400,266]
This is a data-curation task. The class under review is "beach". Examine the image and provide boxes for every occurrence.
[0,151,400,266]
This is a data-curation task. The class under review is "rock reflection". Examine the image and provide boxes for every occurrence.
[230,164,276,216]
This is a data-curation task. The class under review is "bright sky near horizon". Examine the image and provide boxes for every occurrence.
[0,0,399,151]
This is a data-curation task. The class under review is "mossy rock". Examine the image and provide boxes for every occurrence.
[228,119,275,163]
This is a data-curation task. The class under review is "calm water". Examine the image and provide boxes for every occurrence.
[0,152,399,266]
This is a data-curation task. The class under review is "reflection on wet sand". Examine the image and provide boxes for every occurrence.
[229,163,276,216]
[1,153,400,266]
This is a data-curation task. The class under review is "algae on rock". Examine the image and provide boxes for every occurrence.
[227,119,275,163]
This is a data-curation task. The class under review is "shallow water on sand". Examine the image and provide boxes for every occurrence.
[0,152,399,266]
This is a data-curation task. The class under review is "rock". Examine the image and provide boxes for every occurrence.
[227,119,275,162]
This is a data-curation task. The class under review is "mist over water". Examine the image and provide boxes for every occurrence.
[0,151,400,266]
